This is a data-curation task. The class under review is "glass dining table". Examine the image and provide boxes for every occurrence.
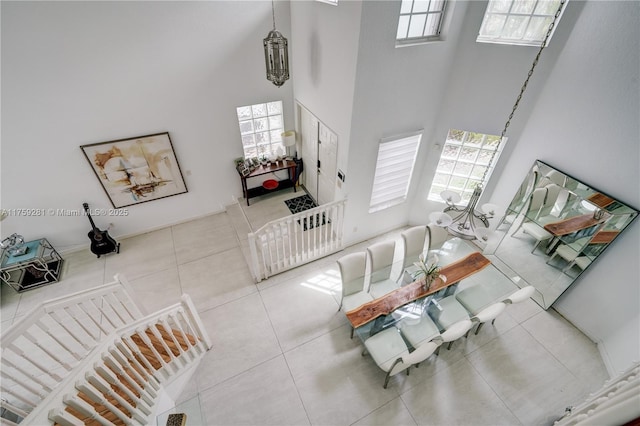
[347,237,522,362]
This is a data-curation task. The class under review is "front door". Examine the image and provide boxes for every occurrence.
[300,106,319,201]
[317,123,337,205]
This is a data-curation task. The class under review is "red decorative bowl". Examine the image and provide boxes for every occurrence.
[262,179,279,190]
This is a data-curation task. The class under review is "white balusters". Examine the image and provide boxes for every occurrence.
[249,198,347,282]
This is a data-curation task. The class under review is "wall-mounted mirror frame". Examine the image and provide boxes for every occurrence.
[484,160,638,309]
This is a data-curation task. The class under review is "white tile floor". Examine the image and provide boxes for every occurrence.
[1,190,609,426]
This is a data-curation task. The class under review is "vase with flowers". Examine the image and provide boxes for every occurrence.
[413,254,446,291]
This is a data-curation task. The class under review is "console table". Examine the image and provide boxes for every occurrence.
[237,159,298,206]
[1,238,63,293]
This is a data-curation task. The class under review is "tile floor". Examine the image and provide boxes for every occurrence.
[0,190,609,426]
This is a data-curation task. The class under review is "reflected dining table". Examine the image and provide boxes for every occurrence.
[347,238,522,360]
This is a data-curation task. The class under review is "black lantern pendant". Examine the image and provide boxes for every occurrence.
[263,1,289,87]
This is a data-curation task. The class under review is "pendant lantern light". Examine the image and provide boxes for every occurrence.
[263,0,289,87]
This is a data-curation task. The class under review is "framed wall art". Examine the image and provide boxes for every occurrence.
[81,132,188,208]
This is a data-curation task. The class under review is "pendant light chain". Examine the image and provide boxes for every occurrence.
[271,0,277,31]
[481,0,567,184]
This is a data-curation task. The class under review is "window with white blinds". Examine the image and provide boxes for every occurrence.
[369,132,422,213]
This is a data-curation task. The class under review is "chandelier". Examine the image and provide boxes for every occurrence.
[434,0,566,241]
[263,0,289,87]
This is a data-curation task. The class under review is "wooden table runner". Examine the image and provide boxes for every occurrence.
[346,251,491,328]
[543,213,606,236]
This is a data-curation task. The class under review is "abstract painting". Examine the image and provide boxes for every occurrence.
[81,132,188,208]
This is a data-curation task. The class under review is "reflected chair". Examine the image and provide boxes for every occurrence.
[546,237,591,271]
[363,327,441,388]
[400,225,431,278]
[367,240,399,298]
[337,252,373,337]
[510,187,547,236]
[520,222,554,253]
[427,296,474,351]
[503,285,535,305]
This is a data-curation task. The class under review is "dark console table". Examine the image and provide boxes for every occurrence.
[237,159,298,206]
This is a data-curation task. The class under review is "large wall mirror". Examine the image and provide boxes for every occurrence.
[484,160,638,309]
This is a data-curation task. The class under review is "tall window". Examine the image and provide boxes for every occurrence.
[428,129,505,203]
[236,101,284,160]
[477,0,567,47]
[369,131,422,213]
[396,0,447,44]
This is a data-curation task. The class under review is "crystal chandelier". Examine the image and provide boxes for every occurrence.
[263,0,289,87]
[435,0,566,241]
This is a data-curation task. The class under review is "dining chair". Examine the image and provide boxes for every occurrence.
[468,302,507,335]
[337,252,373,337]
[454,284,507,335]
[427,296,473,351]
[546,237,591,271]
[367,240,399,298]
[503,285,535,305]
[400,225,431,278]
[399,314,441,350]
[509,187,547,236]
[363,327,440,389]
[520,221,554,253]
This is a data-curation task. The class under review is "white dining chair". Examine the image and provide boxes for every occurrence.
[469,302,507,335]
[400,225,431,278]
[503,285,536,305]
[454,284,507,335]
[399,314,441,350]
[363,327,441,389]
[427,296,473,350]
[546,237,591,270]
[510,187,547,236]
[337,252,373,338]
[367,240,399,298]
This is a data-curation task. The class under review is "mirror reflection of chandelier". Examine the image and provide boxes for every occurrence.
[263,0,289,87]
[433,0,566,241]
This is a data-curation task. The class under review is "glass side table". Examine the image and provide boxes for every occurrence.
[0,238,63,293]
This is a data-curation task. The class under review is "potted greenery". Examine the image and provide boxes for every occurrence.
[413,254,446,291]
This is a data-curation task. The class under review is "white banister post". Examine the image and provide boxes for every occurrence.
[247,232,263,282]
[180,294,213,350]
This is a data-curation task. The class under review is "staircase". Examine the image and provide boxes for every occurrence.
[553,361,640,426]
[0,275,212,425]
[248,198,347,282]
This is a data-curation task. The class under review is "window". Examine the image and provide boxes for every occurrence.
[477,0,566,47]
[428,129,505,203]
[236,101,284,160]
[369,131,422,213]
[396,0,447,44]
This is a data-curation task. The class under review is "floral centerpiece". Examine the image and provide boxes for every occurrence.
[413,254,446,291]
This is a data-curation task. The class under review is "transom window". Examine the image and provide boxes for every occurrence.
[369,131,422,213]
[396,0,447,44]
[428,129,505,203]
[236,101,284,160]
[477,0,566,47]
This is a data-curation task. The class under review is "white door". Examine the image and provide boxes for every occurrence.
[317,123,338,205]
[300,106,319,201]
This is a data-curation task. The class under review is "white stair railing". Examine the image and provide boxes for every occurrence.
[248,198,346,282]
[26,294,212,426]
[553,361,640,426]
[0,275,145,422]
[0,275,212,425]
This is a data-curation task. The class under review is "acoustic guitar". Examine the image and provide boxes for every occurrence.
[83,203,120,258]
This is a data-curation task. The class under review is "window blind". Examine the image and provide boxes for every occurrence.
[369,132,422,213]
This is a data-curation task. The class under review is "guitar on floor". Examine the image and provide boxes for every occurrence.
[83,203,120,258]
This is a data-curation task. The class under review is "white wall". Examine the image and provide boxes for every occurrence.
[289,0,362,204]
[492,0,639,374]
[1,1,294,251]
